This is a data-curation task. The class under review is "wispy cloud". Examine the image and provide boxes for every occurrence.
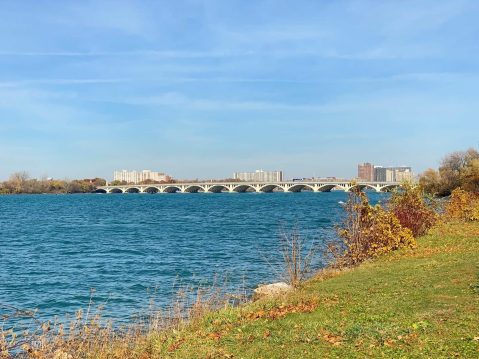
[0,47,447,60]
[0,50,230,58]
[0,0,478,179]
[0,78,129,87]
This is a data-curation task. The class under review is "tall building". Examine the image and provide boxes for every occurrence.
[374,167,391,182]
[394,167,413,182]
[374,166,412,182]
[357,163,375,181]
[113,170,170,184]
[233,169,283,182]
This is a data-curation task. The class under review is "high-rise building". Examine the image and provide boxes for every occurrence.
[374,167,392,182]
[374,166,412,182]
[394,167,413,182]
[357,163,375,181]
[233,169,283,182]
[113,170,170,184]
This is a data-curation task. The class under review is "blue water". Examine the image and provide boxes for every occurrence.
[0,192,386,324]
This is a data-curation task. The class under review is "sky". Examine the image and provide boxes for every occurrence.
[0,0,478,181]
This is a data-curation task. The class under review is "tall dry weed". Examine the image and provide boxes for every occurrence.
[0,279,246,359]
[278,230,316,287]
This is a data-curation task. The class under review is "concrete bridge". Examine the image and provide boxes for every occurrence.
[96,181,402,194]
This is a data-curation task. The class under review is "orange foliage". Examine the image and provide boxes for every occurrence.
[444,188,479,222]
[244,300,318,321]
[336,190,415,266]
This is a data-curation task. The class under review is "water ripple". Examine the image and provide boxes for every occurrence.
[0,192,386,323]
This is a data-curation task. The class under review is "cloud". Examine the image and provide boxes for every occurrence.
[0,78,129,88]
[0,50,230,58]
[119,92,328,112]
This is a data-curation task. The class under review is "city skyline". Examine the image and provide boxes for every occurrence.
[1,1,479,180]
[0,163,413,182]
[109,164,412,183]
[358,163,413,182]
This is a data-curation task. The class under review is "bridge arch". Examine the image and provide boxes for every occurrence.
[144,186,160,194]
[94,188,107,193]
[347,184,379,192]
[317,184,341,192]
[207,185,231,193]
[232,184,257,193]
[163,185,182,193]
[125,187,141,193]
[184,185,205,193]
[259,184,285,192]
[287,184,315,192]
[108,188,124,194]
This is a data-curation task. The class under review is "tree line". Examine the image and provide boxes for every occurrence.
[419,147,479,196]
[0,172,106,194]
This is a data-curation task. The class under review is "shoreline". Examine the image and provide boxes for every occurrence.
[3,221,477,357]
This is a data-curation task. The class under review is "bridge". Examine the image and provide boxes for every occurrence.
[96,181,402,194]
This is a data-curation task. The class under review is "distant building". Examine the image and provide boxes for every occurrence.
[394,167,414,182]
[113,170,170,184]
[233,169,283,182]
[373,167,390,182]
[358,163,375,181]
[374,166,412,182]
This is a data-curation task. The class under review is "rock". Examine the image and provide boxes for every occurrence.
[253,282,293,298]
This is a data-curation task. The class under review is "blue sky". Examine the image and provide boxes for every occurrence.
[0,0,478,180]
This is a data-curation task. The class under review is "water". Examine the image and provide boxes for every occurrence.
[0,192,386,324]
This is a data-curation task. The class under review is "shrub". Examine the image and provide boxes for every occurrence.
[279,230,316,287]
[388,183,438,237]
[444,188,479,222]
[335,189,415,266]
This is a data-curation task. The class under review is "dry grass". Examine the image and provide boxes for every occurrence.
[278,229,316,287]
[0,280,247,359]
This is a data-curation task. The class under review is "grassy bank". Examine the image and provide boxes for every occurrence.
[139,221,479,358]
[3,221,478,358]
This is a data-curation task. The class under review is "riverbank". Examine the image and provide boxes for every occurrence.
[137,221,478,358]
[44,220,475,358]
[2,208,478,358]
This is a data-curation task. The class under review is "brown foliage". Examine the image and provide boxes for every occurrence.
[419,147,479,196]
[444,188,479,222]
[244,300,318,321]
[388,184,438,237]
[419,168,441,196]
[333,189,415,267]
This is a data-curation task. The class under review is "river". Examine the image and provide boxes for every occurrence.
[0,191,387,324]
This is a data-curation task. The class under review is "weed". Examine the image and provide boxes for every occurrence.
[278,229,316,287]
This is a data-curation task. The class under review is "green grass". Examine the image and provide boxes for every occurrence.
[144,221,479,358]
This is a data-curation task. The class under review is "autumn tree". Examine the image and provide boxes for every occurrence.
[419,147,479,196]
